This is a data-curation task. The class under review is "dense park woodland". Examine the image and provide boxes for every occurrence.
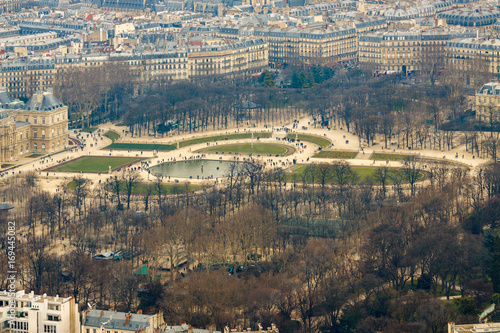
[2,64,500,333]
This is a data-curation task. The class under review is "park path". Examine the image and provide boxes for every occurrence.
[0,116,492,195]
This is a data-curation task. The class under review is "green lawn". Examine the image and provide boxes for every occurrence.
[314,150,358,159]
[178,132,271,148]
[371,153,415,161]
[81,127,98,133]
[287,165,422,184]
[286,134,331,148]
[67,178,87,190]
[48,156,142,173]
[104,130,120,141]
[105,143,176,151]
[199,143,292,155]
[26,153,44,158]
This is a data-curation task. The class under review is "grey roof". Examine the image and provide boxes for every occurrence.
[15,121,30,128]
[25,91,64,112]
[0,91,13,105]
[0,202,14,210]
[477,82,500,95]
[163,324,221,333]
[83,310,153,331]
[235,101,259,109]
[128,211,149,219]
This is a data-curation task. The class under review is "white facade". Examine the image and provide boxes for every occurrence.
[0,291,80,333]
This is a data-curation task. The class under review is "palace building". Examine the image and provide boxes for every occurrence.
[0,88,68,163]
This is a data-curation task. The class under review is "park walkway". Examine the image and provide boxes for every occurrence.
[0,116,492,194]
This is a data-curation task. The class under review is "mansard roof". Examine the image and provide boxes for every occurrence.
[25,90,64,112]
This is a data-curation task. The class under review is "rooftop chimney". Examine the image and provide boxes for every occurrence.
[100,311,104,317]
[36,91,44,104]
[137,310,142,314]
[258,324,263,333]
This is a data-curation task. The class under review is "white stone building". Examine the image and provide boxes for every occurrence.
[0,291,80,333]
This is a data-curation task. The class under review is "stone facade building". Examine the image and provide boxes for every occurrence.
[0,88,68,163]
[447,37,500,86]
[0,290,80,333]
[476,82,500,123]
[358,29,475,74]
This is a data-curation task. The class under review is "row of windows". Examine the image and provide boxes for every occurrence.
[24,113,65,124]
[12,140,65,156]
[10,321,28,331]
[44,325,57,333]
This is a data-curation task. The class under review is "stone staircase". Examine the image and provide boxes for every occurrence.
[354,150,372,160]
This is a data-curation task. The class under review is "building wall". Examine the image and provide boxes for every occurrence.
[267,30,357,65]
[447,38,500,86]
[0,291,79,333]
[0,38,268,98]
[0,92,68,162]
[475,83,500,122]
[188,42,268,78]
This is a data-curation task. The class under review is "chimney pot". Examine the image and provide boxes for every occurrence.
[36,91,44,103]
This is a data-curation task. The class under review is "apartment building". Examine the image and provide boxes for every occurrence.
[188,38,268,77]
[0,290,79,333]
[81,310,165,333]
[358,29,475,74]
[0,0,27,12]
[438,7,500,27]
[0,34,268,98]
[258,25,356,66]
[0,32,58,48]
[447,37,500,86]
[116,51,189,83]
[0,58,57,100]
[475,82,500,123]
[0,88,68,162]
